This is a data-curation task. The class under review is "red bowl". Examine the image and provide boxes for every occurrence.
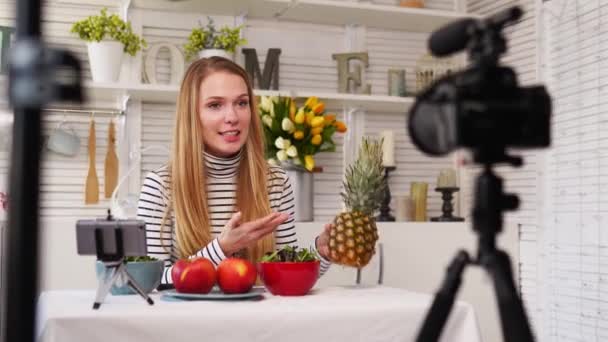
[257,261,320,296]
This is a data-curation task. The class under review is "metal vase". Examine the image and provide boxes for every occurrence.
[283,163,314,222]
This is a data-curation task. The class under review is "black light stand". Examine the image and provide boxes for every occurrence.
[1,1,83,341]
[377,166,396,222]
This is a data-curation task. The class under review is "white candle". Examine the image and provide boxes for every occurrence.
[437,168,457,188]
[380,130,395,167]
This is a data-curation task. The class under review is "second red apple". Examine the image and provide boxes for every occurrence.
[217,258,257,294]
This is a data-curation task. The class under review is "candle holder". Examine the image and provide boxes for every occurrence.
[377,166,396,222]
[431,187,464,222]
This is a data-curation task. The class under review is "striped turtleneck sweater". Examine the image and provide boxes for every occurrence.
[136,149,331,284]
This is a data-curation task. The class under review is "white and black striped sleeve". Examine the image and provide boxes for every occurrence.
[190,236,227,267]
[274,171,297,247]
[137,170,176,284]
[312,235,332,277]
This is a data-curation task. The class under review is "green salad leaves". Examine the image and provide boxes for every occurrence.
[260,246,319,262]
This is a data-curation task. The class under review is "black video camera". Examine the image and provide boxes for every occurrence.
[408,6,551,165]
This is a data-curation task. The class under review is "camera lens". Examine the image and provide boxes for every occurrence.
[408,100,459,156]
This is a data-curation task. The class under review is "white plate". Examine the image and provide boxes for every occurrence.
[160,286,265,301]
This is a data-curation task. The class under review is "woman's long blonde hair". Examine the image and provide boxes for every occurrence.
[161,57,275,263]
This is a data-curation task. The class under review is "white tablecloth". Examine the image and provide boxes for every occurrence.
[36,286,481,342]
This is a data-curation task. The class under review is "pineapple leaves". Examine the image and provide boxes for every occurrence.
[340,137,386,215]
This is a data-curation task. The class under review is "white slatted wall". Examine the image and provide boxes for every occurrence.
[246,19,346,222]
[366,27,455,218]
[541,1,608,340]
[40,112,122,218]
[0,1,122,220]
[141,103,172,177]
[466,0,541,337]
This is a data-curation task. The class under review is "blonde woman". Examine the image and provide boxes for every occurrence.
[137,57,332,284]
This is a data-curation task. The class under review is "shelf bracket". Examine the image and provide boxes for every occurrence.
[343,105,365,166]
[120,94,130,115]
[120,0,132,21]
[275,0,299,18]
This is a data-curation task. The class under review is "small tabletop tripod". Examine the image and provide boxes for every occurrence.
[93,223,154,310]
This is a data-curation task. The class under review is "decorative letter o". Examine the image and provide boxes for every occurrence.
[144,42,185,85]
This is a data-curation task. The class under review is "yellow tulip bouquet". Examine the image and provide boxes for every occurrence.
[258,95,347,172]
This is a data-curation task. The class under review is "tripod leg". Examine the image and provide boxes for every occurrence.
[483,249,535,342]
[119,263,154,305]
[93,265,119,310]
[416,250,470,342]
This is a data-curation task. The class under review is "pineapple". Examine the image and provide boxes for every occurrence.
[329,137,386,268]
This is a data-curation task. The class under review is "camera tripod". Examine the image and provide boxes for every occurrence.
[416,154,535,342]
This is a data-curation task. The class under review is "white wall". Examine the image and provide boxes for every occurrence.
[34,219,518,342]
[539,1,608,341]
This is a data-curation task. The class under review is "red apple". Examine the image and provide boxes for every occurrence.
[217,258,257,294]
[171,257,216,294]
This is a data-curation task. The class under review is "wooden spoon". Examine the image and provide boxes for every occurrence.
[85,117,99,204]
[104,119,118,198]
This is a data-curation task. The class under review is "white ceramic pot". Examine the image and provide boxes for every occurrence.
[198,49,233,61]
[87,41,124,83]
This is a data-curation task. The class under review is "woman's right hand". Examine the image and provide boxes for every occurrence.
[218,211,289,256]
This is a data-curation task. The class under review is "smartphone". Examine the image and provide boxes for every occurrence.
[76,218,147,257]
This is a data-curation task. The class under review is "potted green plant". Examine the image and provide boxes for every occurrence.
[183,17,247,61]
[71,8,147,82]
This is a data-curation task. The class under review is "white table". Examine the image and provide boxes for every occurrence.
[36,286,481,342]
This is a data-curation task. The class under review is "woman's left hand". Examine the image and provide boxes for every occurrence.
[315,223,334,260]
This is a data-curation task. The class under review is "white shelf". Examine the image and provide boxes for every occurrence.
[290,90,414,113]
[274,0,472,33]
[82,82,413,113]
[130,0,285,19]
[84,82,179,104]
[0,76,412,112]
[129,0,473,33]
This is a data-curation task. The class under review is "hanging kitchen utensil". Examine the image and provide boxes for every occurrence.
[85,113,99,204]
[104,118,118,198]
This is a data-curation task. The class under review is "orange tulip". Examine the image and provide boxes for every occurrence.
[334,121,347,133]
[294,130,304,140]
[312,102,325,114]
[311,127,323,136]
[324,114,336,125]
